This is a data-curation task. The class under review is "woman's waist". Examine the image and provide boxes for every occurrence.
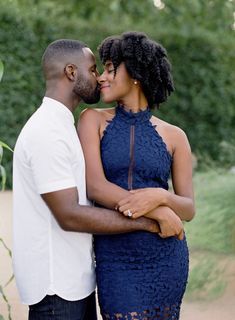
[94,233,188,270]
[94,231,187,255]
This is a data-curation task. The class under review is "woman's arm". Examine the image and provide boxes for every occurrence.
[169,127,195,221]
[78,108,128,209]
[78,108,184,238]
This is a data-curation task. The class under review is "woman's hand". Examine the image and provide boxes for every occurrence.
[146,207,184,240]
[117,188,166,218]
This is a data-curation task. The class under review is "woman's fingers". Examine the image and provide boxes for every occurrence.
[117,196,132,209]
[119,203,131,213]
[121,209,145,219]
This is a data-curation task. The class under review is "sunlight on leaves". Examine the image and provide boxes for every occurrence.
[0,165,7,191]
[0,60,3,82]
[0,142,13,153]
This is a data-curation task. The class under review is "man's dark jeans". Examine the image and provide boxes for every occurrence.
[28,291,97,320]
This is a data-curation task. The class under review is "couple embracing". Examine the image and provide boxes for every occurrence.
[13,32,195,320]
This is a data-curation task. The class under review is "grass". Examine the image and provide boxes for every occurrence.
[185,168,235,254]
[185,251,228,301]
[184,168,235,300]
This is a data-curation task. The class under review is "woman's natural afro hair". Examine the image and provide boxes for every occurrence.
[98,31,174,109]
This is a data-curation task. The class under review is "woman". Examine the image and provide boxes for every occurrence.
[78,31,195,320]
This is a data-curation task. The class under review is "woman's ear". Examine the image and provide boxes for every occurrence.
[64,64,77,81]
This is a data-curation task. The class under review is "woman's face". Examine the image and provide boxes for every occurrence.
[98,61,135,104]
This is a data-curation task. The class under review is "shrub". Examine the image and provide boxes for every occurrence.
[0,1,234,188]
[156,31,235,162]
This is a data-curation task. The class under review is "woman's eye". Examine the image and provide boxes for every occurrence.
[108,69,114,73]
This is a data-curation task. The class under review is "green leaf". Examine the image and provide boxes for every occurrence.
[0,285,12,320]
[0,238,12,257]
[0,145,3,164]
[0,60,3,82]
[0,315,5,320]
[0,165,6,191]
[0,141,13,153]
[4,274,14,288]
[0,285,7,301]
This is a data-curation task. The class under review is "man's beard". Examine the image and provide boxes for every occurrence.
[82,84,100,104]
[74,78,100,104]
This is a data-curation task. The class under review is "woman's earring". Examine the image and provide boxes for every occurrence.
[134,80,138,85]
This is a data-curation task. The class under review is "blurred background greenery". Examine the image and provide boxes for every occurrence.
[0,0,235,187]
[0,0,235,308]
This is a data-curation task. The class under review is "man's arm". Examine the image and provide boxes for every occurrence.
[41,187,160,234]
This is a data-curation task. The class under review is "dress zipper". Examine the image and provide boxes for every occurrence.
[128,125,135,190]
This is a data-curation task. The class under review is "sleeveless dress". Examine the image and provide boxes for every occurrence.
[94,105,189,320]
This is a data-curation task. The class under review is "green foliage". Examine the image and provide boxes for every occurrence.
[0,56,14,191]
[0,60,13,320]
[159,0,235,34]
[184,168,235,301]
[185,169,235,254]
[0,60,3,82]
[157,31,235,161]
[0,283,12,320]
[218,141,235,167]
[185,252,227,301]
[0,141,13,190]
[0,141,13,153]
[0,0,235,188]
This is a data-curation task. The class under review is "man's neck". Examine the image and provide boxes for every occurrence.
[45,89,81,113]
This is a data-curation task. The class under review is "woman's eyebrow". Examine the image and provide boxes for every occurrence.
[104,62,113,68]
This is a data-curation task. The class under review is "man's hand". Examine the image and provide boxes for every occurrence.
[138,217,160,234]
[146,206,184,240]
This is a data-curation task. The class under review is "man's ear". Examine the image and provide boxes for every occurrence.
[64,64,77,81]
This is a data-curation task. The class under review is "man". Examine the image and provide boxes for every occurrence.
[13,39,161,320]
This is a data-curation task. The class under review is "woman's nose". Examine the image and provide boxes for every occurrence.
[98,71,106,84]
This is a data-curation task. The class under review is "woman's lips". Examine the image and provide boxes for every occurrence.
[100,85,110,91]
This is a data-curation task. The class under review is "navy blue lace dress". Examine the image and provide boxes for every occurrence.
[94,105,189,320]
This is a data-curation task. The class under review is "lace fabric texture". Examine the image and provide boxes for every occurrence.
[102,305,180,319]
[95,105,189,320]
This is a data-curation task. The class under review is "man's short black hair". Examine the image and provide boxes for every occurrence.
[98,31,174,109]
[42,39,88,77]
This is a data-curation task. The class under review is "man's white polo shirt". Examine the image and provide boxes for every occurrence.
[13,97,95,305]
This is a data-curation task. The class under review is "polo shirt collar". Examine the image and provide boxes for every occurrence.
[42,97,75,124]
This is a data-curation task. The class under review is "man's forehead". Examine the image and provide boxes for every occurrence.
[82,47,93,55]
[82,47,96,62]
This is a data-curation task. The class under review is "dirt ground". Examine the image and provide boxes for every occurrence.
[1,191,235,320]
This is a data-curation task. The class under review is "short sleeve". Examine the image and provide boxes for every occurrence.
[29,137,76,194]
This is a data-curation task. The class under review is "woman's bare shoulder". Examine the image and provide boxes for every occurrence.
[151,115,187,138]
[80,107,115,122]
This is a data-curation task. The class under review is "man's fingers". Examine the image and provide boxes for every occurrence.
[158,232,169,239]
[177,229,184,241]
